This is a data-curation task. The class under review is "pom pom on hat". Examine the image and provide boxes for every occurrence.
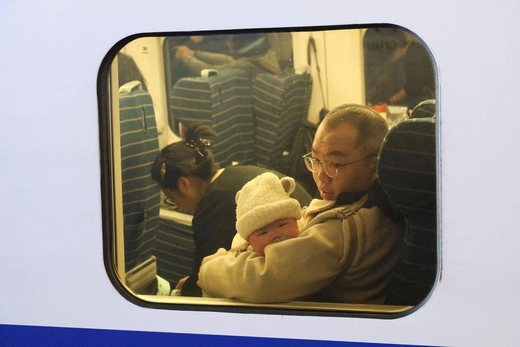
[235,172,302,240]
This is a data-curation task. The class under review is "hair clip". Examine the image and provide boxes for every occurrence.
[185,138,211,159]
[184,140,196,149]
[199,138,212,147]
[160,162,167,179]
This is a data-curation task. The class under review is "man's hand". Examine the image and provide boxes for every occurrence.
[174,45,194,59]
[189,36,203,43]
[201,248,227,268]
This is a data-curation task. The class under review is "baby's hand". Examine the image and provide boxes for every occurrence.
[200,248,227,268]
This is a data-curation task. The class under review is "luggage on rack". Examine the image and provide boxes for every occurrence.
[170,69,255,167]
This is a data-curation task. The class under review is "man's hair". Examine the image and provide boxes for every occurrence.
[321,104,389,156]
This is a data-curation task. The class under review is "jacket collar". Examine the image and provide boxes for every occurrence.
[306,181,403,223]
[334,190,367,207]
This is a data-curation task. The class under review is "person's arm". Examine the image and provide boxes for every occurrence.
[181,50,271,77]
[179,50,235,75]
[180,253,203,296]
[181,189,237,296]
[181,226,237,297]
[193,51,234,65]
[198,219,346,303]
[387,88,407,105]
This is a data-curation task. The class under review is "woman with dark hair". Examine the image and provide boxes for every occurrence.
[117,51,175,148]
[173,33,281,78]
[117,52,148,90]
[151,124,312,296]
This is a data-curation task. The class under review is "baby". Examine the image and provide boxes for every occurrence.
[231,172,302,256]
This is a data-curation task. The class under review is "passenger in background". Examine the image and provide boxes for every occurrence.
[364,28,410,107]
[150,124,312,297]
[117,52,173,148]
[198,104,403,304]
[400,36,436,110]
[118,52,148,90]
[165,35,230,86]
[183,35,231,54]
[173,33,281,78]
[364,28,435,111]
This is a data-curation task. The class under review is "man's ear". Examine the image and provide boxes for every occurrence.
[368,156,378,178]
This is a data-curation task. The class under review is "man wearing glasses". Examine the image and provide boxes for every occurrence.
[198,104,402,304]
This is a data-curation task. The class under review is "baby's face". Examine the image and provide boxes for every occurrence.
[247,218,299,256]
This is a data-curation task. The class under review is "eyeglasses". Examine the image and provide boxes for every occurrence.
[163,189,176,206]
[302,152,378,178]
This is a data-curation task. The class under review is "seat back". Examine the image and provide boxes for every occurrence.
[288,119,319,197]
[155,211,195,286]
[170,68,255,167]
[377,115,437,306]
[252,70,312,172]
[410,99,436,119]
[119,81,161,272]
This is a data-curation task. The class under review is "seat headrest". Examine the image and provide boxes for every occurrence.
[377,117,436,212]
[119,80,142,94]
[410,99,436,119]
[378,115,437,306]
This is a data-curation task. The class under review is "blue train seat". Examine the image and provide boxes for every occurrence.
[119,81,161,272]
[251,70,312,172]
[410,99,436,119]
[169,68,255,167]
[377,115,437,306]
[155,210,195,286]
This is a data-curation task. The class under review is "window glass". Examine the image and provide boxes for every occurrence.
[99,26,438,316]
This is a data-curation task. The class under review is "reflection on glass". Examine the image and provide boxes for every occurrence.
[104,26,437,313]
[364,27,436,126]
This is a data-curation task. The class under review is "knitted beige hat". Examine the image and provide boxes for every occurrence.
[235,172,302,240]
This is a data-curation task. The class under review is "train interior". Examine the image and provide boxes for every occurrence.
[101,26,438,315]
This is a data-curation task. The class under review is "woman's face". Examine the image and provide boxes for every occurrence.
[163,187,199,215]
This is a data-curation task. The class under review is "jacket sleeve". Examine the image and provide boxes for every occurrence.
[197,218,347,303]
[181,51,234,75]
[181,51,271,77]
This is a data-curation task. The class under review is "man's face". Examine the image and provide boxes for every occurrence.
[311,123,376,200]
[247,218,299,256]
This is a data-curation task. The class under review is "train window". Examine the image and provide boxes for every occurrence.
[98,25,439,317]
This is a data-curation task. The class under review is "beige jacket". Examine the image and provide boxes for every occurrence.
[198,196,402,304]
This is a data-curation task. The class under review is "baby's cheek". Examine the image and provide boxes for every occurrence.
[288,229,299,238]
[254,243,266,256]
[249,237,265,256]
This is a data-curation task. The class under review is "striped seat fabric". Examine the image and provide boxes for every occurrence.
[119,82,161,272]
[170,69,255,167]
[410,99,436,119]
[377,116,437,306]
[252,70,312,171]
[155,213,195,285]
